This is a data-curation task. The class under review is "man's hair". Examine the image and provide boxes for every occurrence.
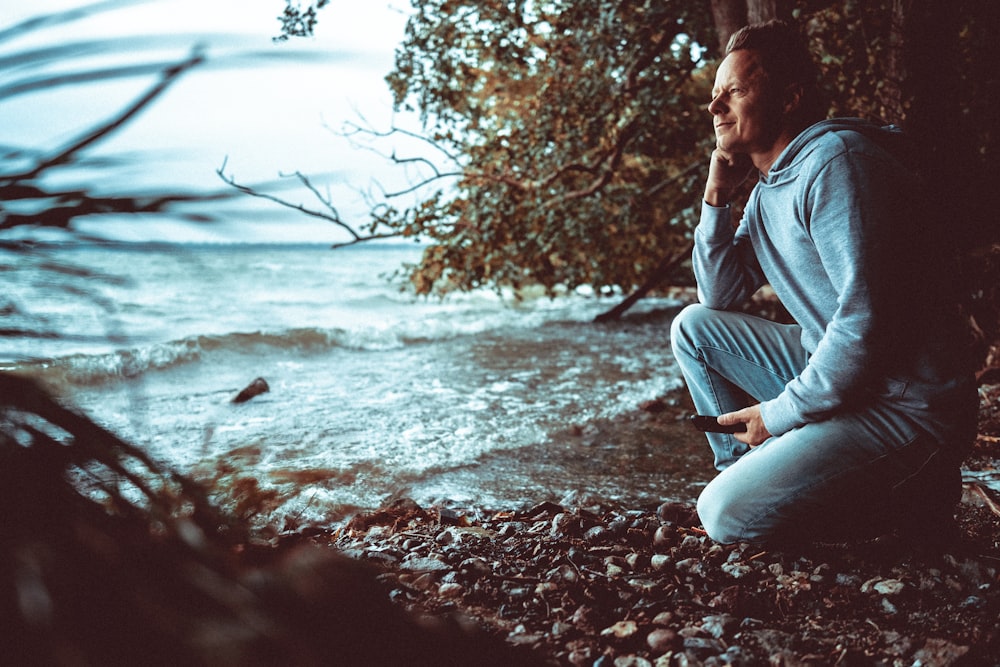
[726,20,827,126]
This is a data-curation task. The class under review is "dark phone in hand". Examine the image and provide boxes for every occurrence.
[689,414,747,433]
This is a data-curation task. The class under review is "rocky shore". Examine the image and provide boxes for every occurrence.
[2,366,997,666]
[323,384,1000,666]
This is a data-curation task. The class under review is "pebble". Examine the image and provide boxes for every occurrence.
[679,535,702,550]
[551,621,573,636]
[721,562,751,579]
[614,656,652,667]
[457,557,492,580]
[628,578,658,593]
[683,636,726,659]
[652,611,674,626]
[438,582,464,598]
[626,552,647,570]
[647,628,678,653]
[653,525,674,548]
[601,620,638,639]
[675,557,703,575]
[535,581,559,596]
[585,526,609,543]
[700,614,738,639]
[331,498,998,666]
[650,554,671,571]
[402,555,451,572]
[861,577,905,595]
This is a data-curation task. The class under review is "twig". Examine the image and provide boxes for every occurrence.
[216,158,403,248]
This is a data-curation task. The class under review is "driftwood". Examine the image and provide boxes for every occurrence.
[594,243,693,322]
[233,377,270,404]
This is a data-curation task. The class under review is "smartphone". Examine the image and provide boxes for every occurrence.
[689,414,747,434]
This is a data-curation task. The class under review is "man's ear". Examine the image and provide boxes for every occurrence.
[783,83,804,115]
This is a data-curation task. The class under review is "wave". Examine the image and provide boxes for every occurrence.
[8,312,528,390]
[8,326,390,389]
[6,289,687,392]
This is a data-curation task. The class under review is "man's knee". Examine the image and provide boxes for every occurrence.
[670,303,713,357]
[696,481,746,544]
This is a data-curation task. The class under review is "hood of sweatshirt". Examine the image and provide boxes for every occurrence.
[762,118,916,187]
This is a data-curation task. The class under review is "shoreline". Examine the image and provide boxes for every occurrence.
[4,368,997,665]
[310,383,1000,666]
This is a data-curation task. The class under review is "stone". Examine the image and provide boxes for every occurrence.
[647,628,678,653]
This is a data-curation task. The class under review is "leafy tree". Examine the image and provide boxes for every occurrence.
[273,1,720,299]
[388,1,722,299]
[276,0,999,364]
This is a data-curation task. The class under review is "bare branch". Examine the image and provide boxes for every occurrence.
[646,161,704,197]
[215,159,402,248]
[594,241,694,322]
[539,117,641,207]
[334,112,464,165]
[380,171,463,199]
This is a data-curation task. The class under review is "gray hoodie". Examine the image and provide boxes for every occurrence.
[693,118,972,439]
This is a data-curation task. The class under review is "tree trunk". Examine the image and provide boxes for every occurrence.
[710,0,746,53]
[709,0,793,54]
[746,0,789,24]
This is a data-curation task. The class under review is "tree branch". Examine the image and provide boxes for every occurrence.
[594,241,694,322]
[215,159,402,248]
[4,49,204,184]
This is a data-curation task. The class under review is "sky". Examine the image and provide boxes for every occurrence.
[0,0,433,243]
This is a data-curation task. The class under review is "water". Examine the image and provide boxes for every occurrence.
[1,242,713,525]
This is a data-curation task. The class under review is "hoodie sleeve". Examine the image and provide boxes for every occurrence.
[758,147,891,435]
[692,200,766,309]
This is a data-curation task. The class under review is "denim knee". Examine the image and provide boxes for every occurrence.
[696,480,745,544]
[669,303,712,359]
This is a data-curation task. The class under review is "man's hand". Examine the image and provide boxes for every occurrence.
[704,148,755,207]
[718,404,772,447]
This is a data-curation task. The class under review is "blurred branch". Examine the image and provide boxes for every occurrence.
[0,0,152,45]
[4,49,205,185]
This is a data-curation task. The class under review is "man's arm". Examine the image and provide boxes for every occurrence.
[692,148,764,310]
[757,150,889,436]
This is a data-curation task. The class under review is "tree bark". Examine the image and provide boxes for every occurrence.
[709,0,793,54]
[746,0,788,24]
[876,0,910,125]
[710,0,746,53]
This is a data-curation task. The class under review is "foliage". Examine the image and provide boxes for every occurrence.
[380,1,721,297]
[282,0,998,316]
[278,1,719,297]
[275,0,331,41]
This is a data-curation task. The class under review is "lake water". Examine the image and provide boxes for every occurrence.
[1,241,714,526]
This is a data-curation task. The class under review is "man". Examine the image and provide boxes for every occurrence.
[670,21,977,545]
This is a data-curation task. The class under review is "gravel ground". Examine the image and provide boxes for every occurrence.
[323,384,1000,667]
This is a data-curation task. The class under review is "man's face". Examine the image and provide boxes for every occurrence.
[709,49,783,156]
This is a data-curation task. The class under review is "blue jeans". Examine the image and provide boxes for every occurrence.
[670,304,971,544]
